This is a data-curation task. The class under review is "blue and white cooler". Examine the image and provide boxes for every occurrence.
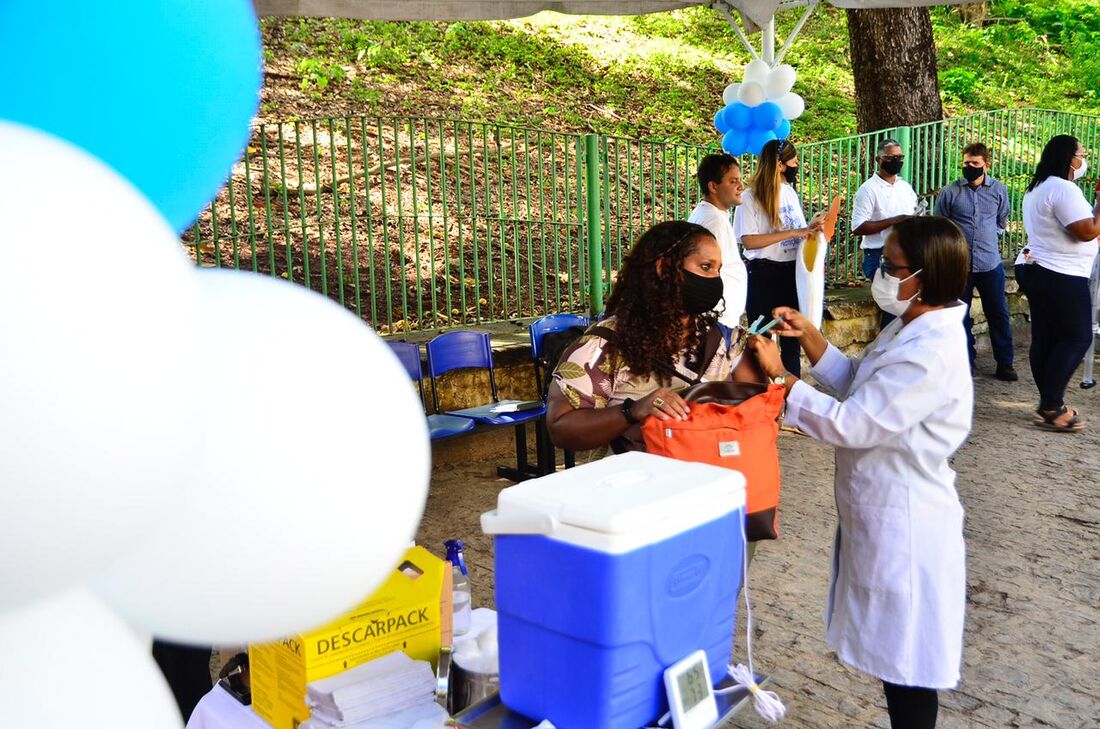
[480,451,746,729]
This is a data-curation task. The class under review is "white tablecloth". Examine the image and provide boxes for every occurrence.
[185,684,270,729]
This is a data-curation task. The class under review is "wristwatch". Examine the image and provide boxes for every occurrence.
[771,372,792,387]
[620,397,640,425]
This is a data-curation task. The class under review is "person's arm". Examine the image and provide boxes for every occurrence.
[754,307,856,395]
[852,215,908,237]
[996,183,1010,233]
[1059,181,1100,241]
[783,348,950,449]
[736,193,820,250]
[934,184,953,218]
[740,228,814,250]
[545,386,686,451]
[850,185,905,236]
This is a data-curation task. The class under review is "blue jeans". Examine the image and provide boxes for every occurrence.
[1015,263,1093,411]
[862,248,882,281]
[964,264,1014,367]
[862,248,896,327]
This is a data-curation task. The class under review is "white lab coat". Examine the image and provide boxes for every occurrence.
[784,304,973,689]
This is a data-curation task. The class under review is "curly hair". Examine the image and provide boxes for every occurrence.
[603,221,718,382]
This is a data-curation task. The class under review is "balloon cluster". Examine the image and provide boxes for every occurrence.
[0,3,430,726]
[713,60,806,156]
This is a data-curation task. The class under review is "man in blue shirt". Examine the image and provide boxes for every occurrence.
[935,142,1017,381]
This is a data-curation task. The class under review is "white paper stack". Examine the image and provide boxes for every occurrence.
[303,651,439,727]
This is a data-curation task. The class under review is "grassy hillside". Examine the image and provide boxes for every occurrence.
[258,1,1100,145]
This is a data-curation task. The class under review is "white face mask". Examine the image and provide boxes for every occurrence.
[871,267,922,317]
[1073,158,1088,180]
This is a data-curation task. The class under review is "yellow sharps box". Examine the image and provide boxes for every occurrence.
[249,546,451,729]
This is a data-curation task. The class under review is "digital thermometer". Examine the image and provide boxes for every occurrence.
[663,650,718,729]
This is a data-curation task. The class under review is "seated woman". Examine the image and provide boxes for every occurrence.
[546,220,761,454]
[746,216,973,729]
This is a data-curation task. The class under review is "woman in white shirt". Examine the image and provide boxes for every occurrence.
[747,216,973,729]
[1017,135,1100,432]
[735,139,823,376]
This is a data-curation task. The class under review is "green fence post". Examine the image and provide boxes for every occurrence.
[897,124,913,182]
[584,133,604,317]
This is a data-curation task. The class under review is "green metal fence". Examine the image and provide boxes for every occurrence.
[182,107,1099,333]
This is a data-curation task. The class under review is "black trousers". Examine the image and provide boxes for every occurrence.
[883,681,939,729]
[745,258,801,377]
[152,640,214,722]
[1015,263,1093,411]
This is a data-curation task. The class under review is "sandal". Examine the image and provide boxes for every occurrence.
[1032,405,1077,424]
[1034,406,1086,432]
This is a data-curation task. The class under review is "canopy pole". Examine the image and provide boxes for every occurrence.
[774,1,819,66]
[713,1,760,62]
[762,17,775,64]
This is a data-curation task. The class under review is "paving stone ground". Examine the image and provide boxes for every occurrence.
[417,341,1100,729]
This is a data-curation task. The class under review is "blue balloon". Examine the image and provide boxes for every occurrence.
[0,0,261,232]
[714,107,731,134]
[722,129,749,157]
[751,102,784,132]
[776,119,792,140]
[724,103,753,132]
[747,129,779,156]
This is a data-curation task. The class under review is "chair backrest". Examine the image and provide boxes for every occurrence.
[426,330,494,377]
[387,341,423,382]
[528,313,591,360]
[425,330,497,412]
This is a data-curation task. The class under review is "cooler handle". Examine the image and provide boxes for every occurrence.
[480,509,558,535]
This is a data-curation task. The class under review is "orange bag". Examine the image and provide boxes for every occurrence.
[642,385,785,541]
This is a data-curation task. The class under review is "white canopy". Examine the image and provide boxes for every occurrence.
[253,0,970,32]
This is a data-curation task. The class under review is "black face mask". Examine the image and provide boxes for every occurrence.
[681,270,724,314]
[962,166,984,183]
[782,166,798,184]
[881,159,904,176]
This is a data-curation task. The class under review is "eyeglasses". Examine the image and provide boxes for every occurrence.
[879,259,913,275]
[880,155,905,162]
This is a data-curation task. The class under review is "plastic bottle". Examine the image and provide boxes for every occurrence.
[444,539,472,636]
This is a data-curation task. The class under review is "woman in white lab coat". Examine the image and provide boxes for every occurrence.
[747,216,973,729]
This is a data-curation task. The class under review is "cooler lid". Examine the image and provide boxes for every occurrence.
[487,452,744,545]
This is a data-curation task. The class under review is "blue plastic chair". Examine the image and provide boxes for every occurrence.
[528,314,590,472]
[386,341,476,441]
[529,312,591,362]
[426,330,547,481]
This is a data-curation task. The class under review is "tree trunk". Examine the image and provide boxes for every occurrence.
[846,8,944,133]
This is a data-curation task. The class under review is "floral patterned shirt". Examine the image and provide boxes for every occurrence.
[552,316,744,411]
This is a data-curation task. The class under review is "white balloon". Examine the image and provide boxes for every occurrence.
[742,59,770,84]
[0,589,182,728]
[737,81,767,108]
[775,92,806,120]
[0,122,203,611]
[764,64,797,99]
[722,83,742,106]
[95,270,431,644]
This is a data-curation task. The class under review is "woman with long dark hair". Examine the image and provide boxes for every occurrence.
[1017,134,1100,432]
[735,139,823,376]
[546,220,757,453]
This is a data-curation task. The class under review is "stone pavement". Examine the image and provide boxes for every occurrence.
[417,349,1100,729]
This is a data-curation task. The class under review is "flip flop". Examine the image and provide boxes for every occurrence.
[1033,406,1086,432]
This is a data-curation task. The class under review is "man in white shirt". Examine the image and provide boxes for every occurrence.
[688,153,747,327]
[851,139,919,283]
